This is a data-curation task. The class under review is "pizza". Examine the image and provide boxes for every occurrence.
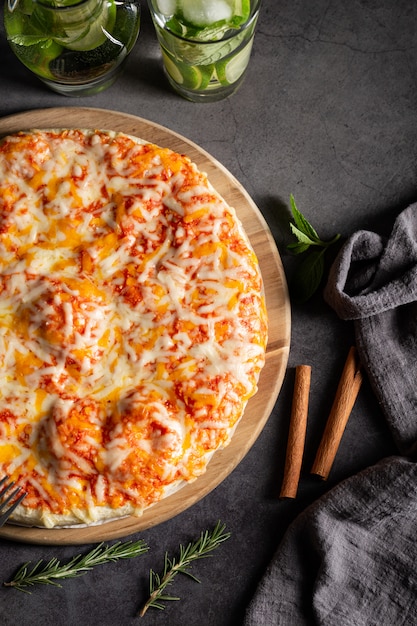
[0,128,267,528]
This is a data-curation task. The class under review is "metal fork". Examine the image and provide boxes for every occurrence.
[0,476,27,527]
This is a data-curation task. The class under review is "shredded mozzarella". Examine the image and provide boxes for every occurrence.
[0,129,267,526]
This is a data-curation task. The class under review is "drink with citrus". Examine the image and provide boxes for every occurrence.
[4,0,140,96]
[148,0,260,102]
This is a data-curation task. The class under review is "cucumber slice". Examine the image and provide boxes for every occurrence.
[216,39,253,85]
[57,0,116,51]
[166,0,252,43]
[162,49,213,89]
[166,17,230,42]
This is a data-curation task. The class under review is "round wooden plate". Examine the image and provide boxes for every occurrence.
[0,108,290,545]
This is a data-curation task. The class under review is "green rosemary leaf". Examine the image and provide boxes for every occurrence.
[180,570,201,583]
[139,521,230,617]
[4,540,149,593]
[158,594,180,602]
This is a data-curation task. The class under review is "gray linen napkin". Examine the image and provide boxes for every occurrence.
[324,203,417,456]
[244,205,417,625]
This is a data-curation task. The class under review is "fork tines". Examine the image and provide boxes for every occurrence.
[0,475,27,527]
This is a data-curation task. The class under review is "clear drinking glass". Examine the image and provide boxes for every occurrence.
[4,0,141,96]
[148,0,261,102]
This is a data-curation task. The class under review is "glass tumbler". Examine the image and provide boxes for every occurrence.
[4,0,141,96]
[148,0,261,102]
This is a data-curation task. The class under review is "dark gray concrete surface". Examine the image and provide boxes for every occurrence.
[0,1,414,624]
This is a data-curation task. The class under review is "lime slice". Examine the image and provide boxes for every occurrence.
[231,0,251,21]
[161,49,213,89]
[7,37,63,80]
[4,6,63,80]
[28,40,64,79]
[216,39,253,85]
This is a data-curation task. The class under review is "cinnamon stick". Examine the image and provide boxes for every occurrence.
[311,346,363,480]
[280,364,311,499]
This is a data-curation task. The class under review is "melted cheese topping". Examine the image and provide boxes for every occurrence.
[0,129,267,527]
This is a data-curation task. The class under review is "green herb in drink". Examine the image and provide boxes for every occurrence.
[4,0,140,95]
[150,0,258,100]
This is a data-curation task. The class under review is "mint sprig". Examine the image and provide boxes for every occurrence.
[9,35,55,48]
[287,195,340,303]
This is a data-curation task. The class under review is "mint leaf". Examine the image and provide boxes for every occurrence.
[290,248,325,304]
[290,194,320,242]
[287,195,341,303]
[10,34,54,47]
[287,241,310,255]
[289,223,317,247]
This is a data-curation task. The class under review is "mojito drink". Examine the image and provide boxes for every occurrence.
[150,0,260,101]
[4,0,140,95]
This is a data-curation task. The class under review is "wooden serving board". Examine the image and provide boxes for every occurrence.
[0,108,291,545]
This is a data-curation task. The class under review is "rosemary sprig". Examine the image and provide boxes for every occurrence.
[139,521,231,617]
[4,540,149,593]
[287,194,341,303]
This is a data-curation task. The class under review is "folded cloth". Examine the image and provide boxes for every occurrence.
[244,205,417,625]
[244,457,417,625]
[324,203,417,456]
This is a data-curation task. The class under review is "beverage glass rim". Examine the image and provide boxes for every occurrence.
[8,0,109,12]
[149,0,261,45]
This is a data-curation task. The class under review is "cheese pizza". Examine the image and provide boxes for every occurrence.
[0,128,267,528]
